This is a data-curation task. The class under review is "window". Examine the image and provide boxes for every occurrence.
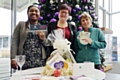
[3,37,9,48]
[99,0,103,7]
[112,0,120,12]
[16,9,27,24]
[112,13,120,36]
[0,36,10,49]
[106,14,109,28]
[0,38,2,49]
[112,13,120,57]
[104,0,109,11]
[98,9,103,27]
[93,0,95,5]
[0,7,11,49]
[0,0,11,79]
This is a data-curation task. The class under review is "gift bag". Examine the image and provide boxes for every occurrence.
[41,29,76,76]
[47,29,76,63]
[42,52,73,76]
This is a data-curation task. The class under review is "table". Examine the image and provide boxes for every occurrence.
[11,67,106,80]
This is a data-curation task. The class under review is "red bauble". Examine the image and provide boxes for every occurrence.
[54,69,61,77]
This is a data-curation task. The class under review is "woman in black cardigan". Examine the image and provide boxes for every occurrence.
[47,4,77,57]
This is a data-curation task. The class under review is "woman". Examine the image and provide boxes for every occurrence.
[11,5,47,70]
[75,12,106,70]
[47,4,77,56]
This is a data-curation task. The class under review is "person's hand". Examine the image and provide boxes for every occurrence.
[37,30,45,40]
[11,59,18,69]
[82,38,92,44]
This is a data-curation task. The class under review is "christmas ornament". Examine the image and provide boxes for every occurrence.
[91,13,95,17]
[75,5,80,9]
[78,15,81,20]
[55,12,59,16]
[92,5,95,9]
[38,5,41,9]
[78,26,83,30]
[47,14,50,17]
[85,6,88,9]
[78,7,81,10]
[50,18,57,22]
[83,0,87,3]
[68,16,72,21]
[40,16,43,20]
[60,0,63,2]
[41,0,46,3]
[94,16,98,20]
[50,0,53,4]
[72,9,76,13]
[89,6,93,10]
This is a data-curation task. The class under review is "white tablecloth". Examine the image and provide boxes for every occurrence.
[11,67,105,80]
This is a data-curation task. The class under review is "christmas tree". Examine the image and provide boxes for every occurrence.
[35,0,99,29]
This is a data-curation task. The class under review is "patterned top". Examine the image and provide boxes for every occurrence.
[22,25,46,70]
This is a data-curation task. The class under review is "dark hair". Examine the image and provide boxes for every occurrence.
[58,4,71,14]
[27,5,40,14]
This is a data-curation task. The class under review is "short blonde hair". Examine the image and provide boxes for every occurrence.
[80,12,92,24]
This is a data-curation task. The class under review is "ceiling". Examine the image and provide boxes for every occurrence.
[0,0,37,12]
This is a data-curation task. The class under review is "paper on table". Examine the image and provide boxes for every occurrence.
[73,63,94,76]
[13,67,44,76]
[77,76,95,80]
[22,75,41,80]
[41,76,59,80]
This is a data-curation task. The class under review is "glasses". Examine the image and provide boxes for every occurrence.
[15,55,26,76]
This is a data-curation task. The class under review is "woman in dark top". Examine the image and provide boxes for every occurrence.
[47,4,77,56]
[11,5,47,70]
